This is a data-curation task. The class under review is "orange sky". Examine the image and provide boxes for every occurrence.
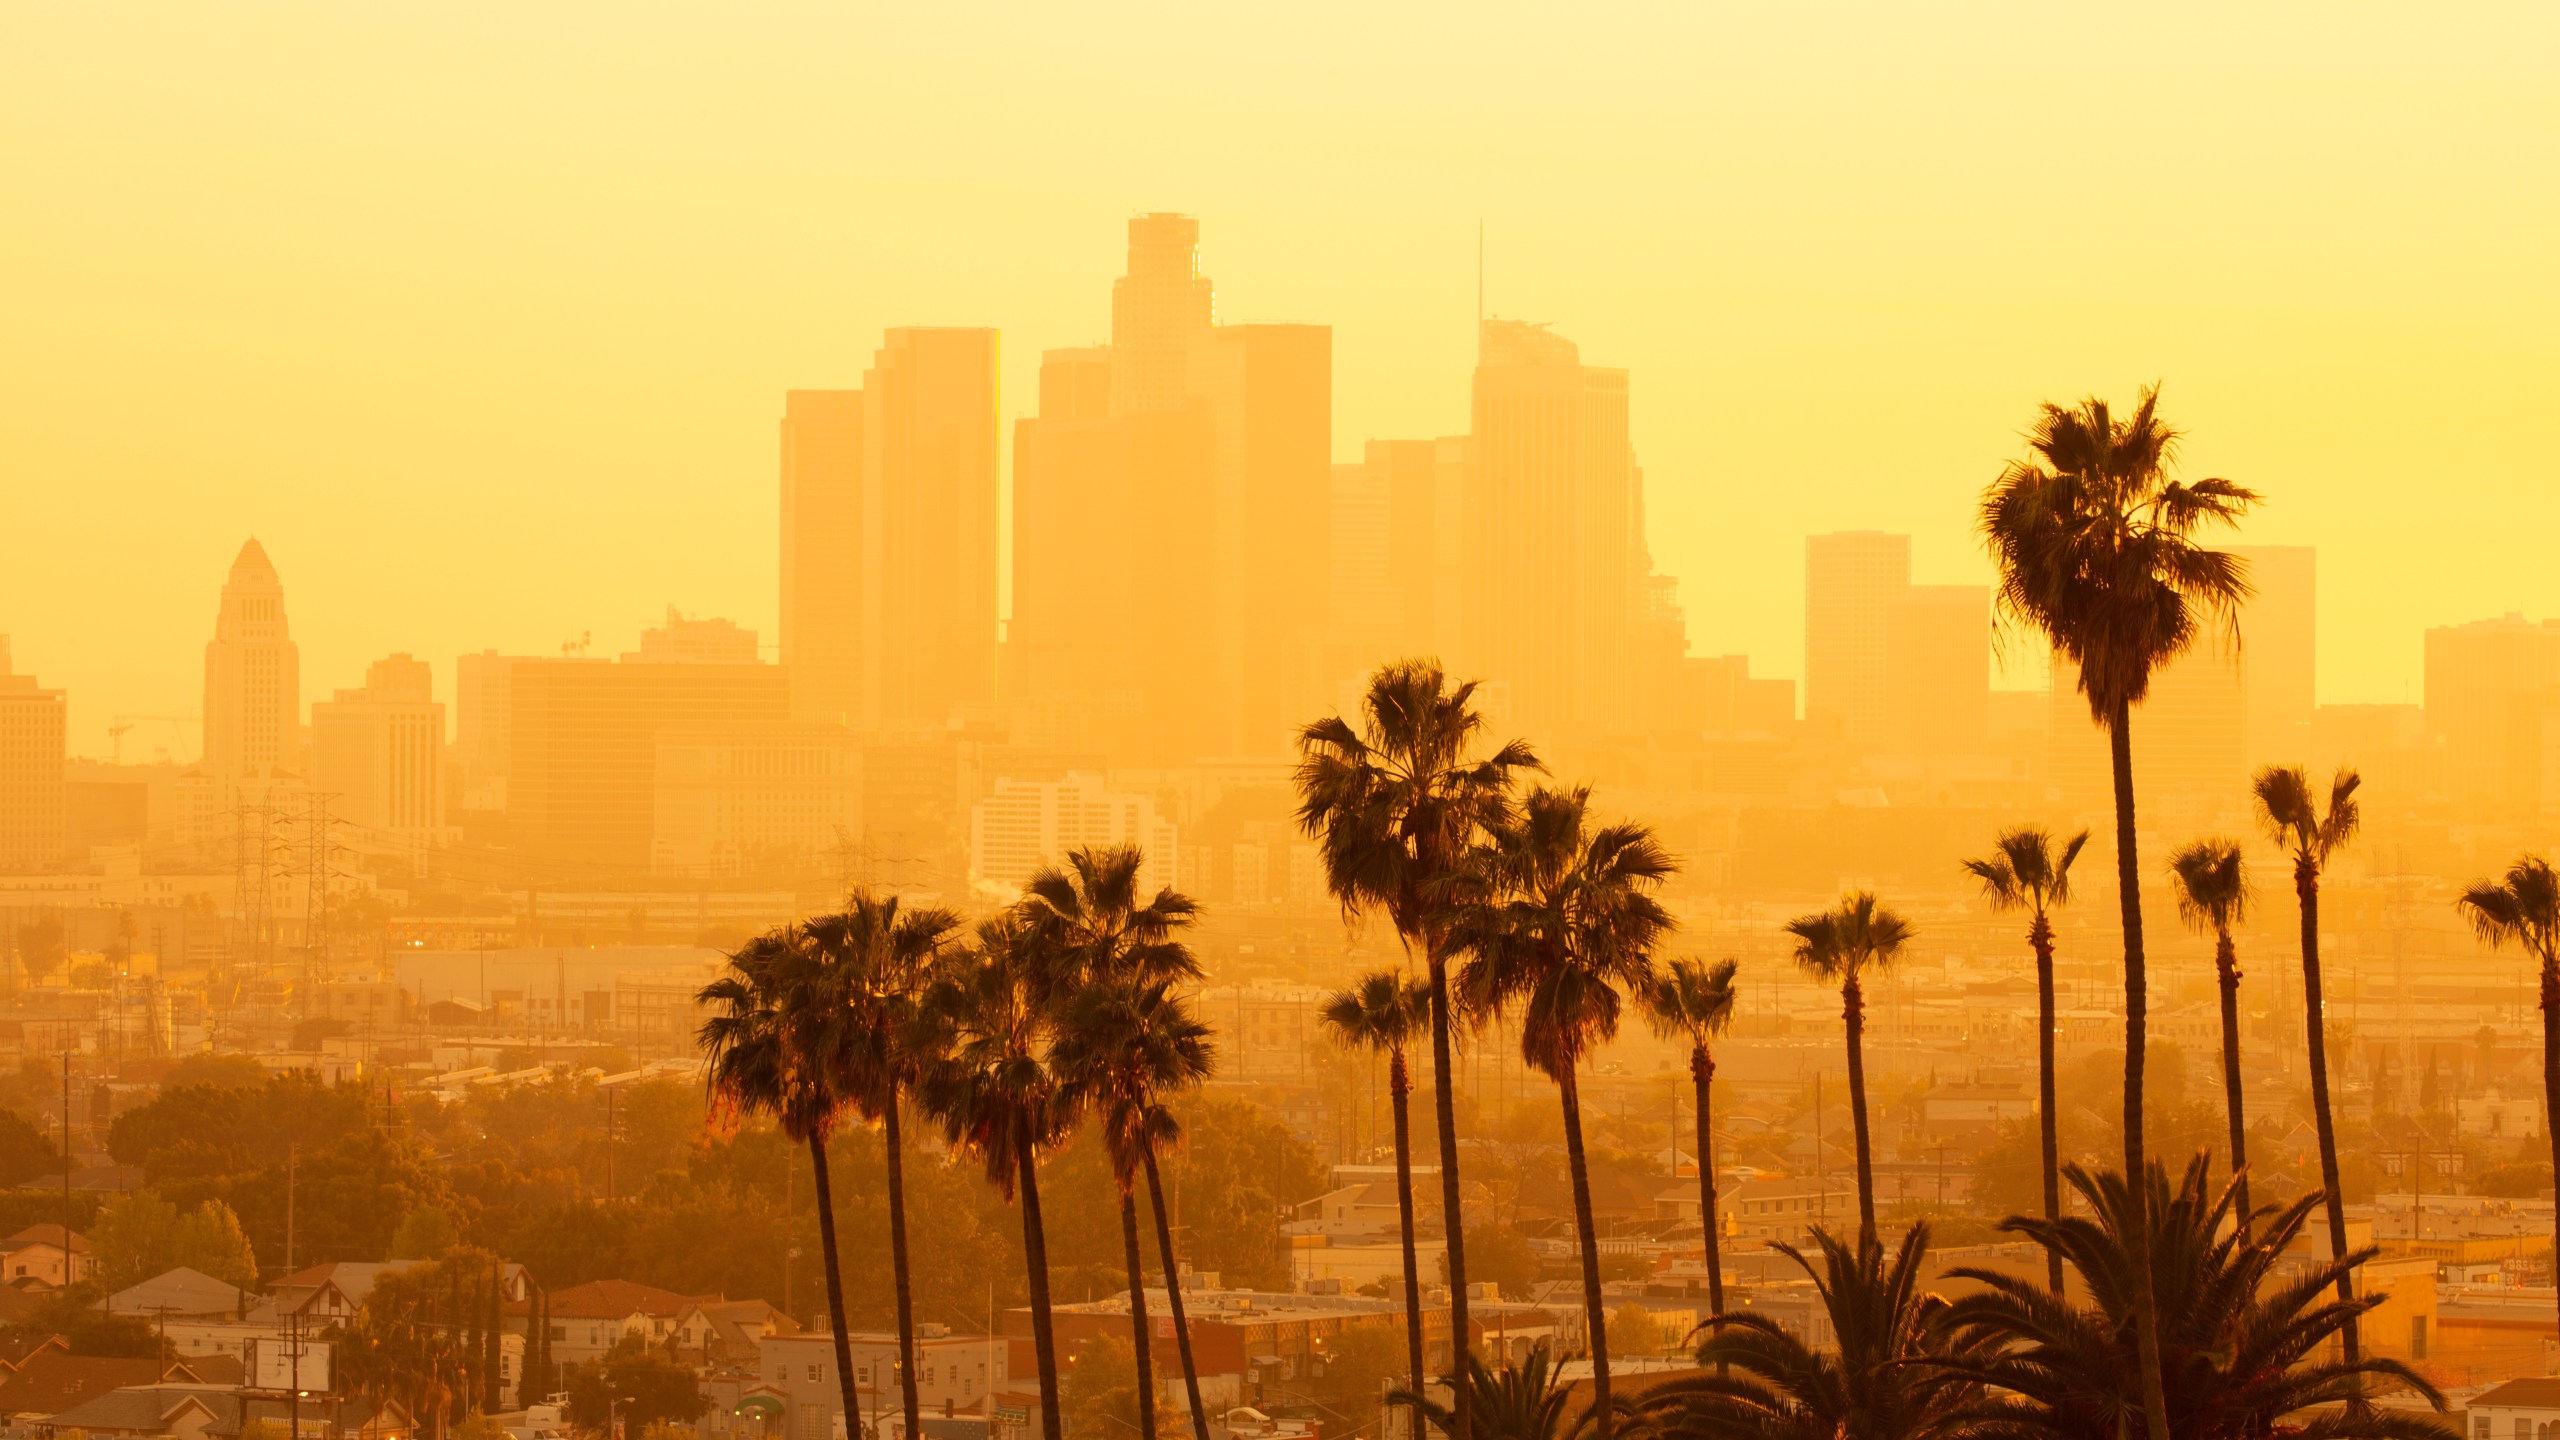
[4,2,2555,754]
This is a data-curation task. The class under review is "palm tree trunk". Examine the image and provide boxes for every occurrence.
[1690,1044,1723,1316]
[1557,1067,1611,1440]
[2215,930,2252,1228]
[1390,1048,1428,1440]
[1842,973,1877,1244]
[2032,914,2063,1295]
[2107,701,2172,1440]
[2296,859,2359,1362]
[1424,938,1472,1440]
[806,1131,865,1440]
[1119,1188,1160,1440]
[1014,1129,1064,1440]
[1140,1148,1210,1440]
[2540,950,2560,1339]
[884,1090,923,1440]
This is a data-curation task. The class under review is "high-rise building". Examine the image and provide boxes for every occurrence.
[780,390,864,724]
[967,771,1178,898]
[651,723,864,879]
[311,654,446,859]
[1359,437,1469,665]
[1467,321,1635,737]
[201,539,301,780]
[1205,322,1331,751]
[1884,585,1990,754]
[0,638,67,870]
[1009,346,1144,753]
[863,327,1001,726]
[1110,213,1214,418]
[2049,640,2247,822]
[2426,613,2560,816]
[2234,545,2316,764]
[631,610,760,665]
[1328,461,1394,661]
[1803,532,1909,748]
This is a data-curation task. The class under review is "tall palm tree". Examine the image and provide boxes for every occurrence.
[1979,384,2256,1440]
[698,928,864,1440]
[1296,659,1541,1440]
[917,916,1075,1440]
[2167,839,2254,1225]
[1632,1225,1980,1440]
[2253,764,2362,1360]
[1319,969,1434,1435]
[2457,856,2560,1337]
[1941,1157,2448,1439]
[1022,844,1212,1436]
[1637,958,1741,1318]
[1451,785,1674,1440]
[1390,1346,1612,1440]
[805,892,964,1440]
[1052,978,1217,1440]
[1783,893,1913,1243]
[1961,826,2088,1294]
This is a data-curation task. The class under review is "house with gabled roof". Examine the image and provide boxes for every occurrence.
[0,1225,92,1288]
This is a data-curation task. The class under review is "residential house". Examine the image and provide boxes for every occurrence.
[2465,1377,2560,1439]
[97,1267,251,1321]
[756,1329,1009,1440]
[0,1225,92,1288]
[541,1279,706,1365]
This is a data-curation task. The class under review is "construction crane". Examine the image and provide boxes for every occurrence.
[107,713,197,765]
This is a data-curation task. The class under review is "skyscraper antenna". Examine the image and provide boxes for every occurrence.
[1476,218,1485,329]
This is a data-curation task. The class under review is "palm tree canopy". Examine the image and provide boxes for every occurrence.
[1294,659,1541,940]
[1049,978,1216,1182]
[1450,785,1676,1078]
[2251,765,2362,866]
[1318,969,1430,1056]
[1638,956,1741,1049]
[915,915,1073,1200]
[1963,827,2089,915]
[1021,844,1201,992]
[802,891,966,1118]
[698,927,844,1143]
[1784,892,1915,987]
[1978,387,2257,720]
[2166,839,2250,937]
[1636,1224,1980,1440]
[1942,1157,2447,1439]
[1390,1346,1605,1440]
[2457,855,2560,960]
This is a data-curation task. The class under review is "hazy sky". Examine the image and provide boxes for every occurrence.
[5,2,2555,755]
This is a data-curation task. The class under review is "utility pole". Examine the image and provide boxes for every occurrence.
[61,1052,71,1243]
[285,1143,297,1272]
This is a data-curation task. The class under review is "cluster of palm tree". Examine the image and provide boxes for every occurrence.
[697,850,1217,1440]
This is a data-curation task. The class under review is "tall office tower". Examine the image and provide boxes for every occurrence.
[2233,545,2316,763]
[2049,639,2247,823]
[780,389,864,723]
[1206,322,1332,751]
[0,638,67,869]
[201,539,302,779]
[969,772,1179,897]
[1884,585,1990,754]
[863,327,1001,726]
[1467,321,1636,738]
[2426,613,2560,817]
[310,654,445,858]
[1330,461,1394,669]
[1803,532,1910,747]
[1360,437,1469,664]
[1010,347,1143,751]
[1110,213,1214,417]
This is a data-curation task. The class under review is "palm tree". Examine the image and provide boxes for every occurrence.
[2457,856,2560,1337]
[1296,659,1541,1440]
[1962,826,2089,1294]
[1451,785,1674,1440]
[916,916,1075,1440]
[1632,1225,1980,1440]
[1023,844,1212,1437]
[1052,978,1217,1440]
[1319,969,1434,1435]
[1783,893,1913,1243]
[1979,385,2256,1440]
[698,928,864,1440]
[2253,764,2363,1360]
[1636,958,1741,1316]
[2167,839,2254,1225]
[805,892,964,1440]
[1389,1346,1614,1440]
[1941,1157,2449,1439]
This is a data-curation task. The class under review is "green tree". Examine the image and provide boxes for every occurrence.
[2168,837,2255,1226]
[1169,1096,1325,1291]
[2254,764,2363,1360]
[1312,1324,1406,1431]
[1636,958,1739,1316]
[1783,893,1913,1243]
[91,1193,258,1291]
[1064,1332,1140,1440]
[1980,385,2255,1440]
[2457,855,2560,1337]
[1452,785,1674,1440]
[1296,659,1539,1440]
[1445,1223,1538,1299]
[1962,825,2086,1294]
[0,1109,58,1190]
[1319,969,1433,1432]
[390,1205,460,1260]
[564,1336,708,1432]
[14,919,66,987]
[1606,1304,1665,1359]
